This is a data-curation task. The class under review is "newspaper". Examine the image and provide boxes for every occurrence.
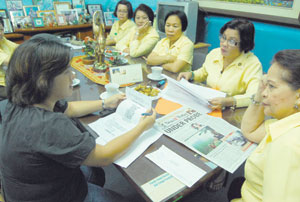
[156,106,257,173]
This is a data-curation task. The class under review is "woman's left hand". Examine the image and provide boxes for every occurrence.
[209,97,235,110]
[123,48,130,53]
[104,93,126,109]
[136,21,151,35]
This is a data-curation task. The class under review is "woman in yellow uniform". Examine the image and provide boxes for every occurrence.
[0,17,18,86]
[116,4,159,58]
[228,49,300,202]
[178,18,262,110]
[146,10,194,73]
[106,0,135,46]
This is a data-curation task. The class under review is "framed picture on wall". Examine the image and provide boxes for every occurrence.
[60,9,78,25]
[56,14,67,26]
[53,2,71,15]
[3,18,13,33]
[23,5,40,18]
[32,0,57,11]
[0,9,8,18]
[6,0,23,11]
[87,4,102,17]
[104,12,115,26]
[72,0,85,9]
[33,17,44,27]
[36,10,56,26]
[9,10,24,21]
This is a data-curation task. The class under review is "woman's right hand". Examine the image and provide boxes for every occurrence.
[254,74,267,102]
[104,93,126,109]
[177,72,192,81]
[139,108,156,131]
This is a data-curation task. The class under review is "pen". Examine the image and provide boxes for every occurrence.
[141,112,152,116]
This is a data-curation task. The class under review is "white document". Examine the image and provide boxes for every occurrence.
[162,75,211,114]
[114,128,162,168]
[179,78,226,100]
[88,87,163,168]
[109,64,143,85]
[146,145,206,187]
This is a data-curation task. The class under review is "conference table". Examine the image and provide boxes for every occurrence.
[69,52,246,202]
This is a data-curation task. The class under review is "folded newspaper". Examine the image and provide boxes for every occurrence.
[156,106,257,173]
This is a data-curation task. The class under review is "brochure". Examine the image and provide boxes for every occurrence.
[109,64,143,85]
[88,87,162,168]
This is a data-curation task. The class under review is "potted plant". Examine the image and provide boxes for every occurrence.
[82,36,96,65]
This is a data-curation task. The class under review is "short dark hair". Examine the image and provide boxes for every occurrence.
[164,10,188,32]
[0,17,4,27]
[220,18,255,53]
[133,4,154,25]
[6,33,71,107]
[113,0,133,19]
[272,49,300,90]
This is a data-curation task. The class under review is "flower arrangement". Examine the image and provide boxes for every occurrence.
[105,50,126,66]
[82,36,96,59]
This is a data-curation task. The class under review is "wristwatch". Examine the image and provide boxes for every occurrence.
[251,94,261,105]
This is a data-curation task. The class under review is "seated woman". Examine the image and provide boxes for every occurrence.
[228,49,300,201]
[178,18,262,109]
[116,4,159,58]
[0,33,156,202]
[0,17,18,86]
[106,0,135,46]
[146,10,194,73]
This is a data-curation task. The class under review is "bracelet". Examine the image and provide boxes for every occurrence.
[102,99,106,110]
[230,98,237,111]
[189,71,195,81]
[251,94,261,105]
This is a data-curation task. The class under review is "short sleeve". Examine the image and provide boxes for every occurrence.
[151,39,163,55]
[31,115,95,168]
[53,100,68,113]
[176,40,194,65]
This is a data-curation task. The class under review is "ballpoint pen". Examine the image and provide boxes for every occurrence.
[141,112,152,116]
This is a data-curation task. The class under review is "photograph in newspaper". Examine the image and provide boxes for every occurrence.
[156,106,257,173]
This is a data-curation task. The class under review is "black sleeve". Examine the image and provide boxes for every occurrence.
[32,114,96,168]
[53,100,68,113]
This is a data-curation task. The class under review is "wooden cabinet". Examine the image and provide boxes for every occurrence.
[4,33,24,44]
[14,24,93,41]
[6,24,112,43]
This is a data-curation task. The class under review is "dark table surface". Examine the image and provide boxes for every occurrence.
[69,52,246,202]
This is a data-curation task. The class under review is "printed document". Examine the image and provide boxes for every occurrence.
[162,75,226,114]
[89,87,163,168]
[156,106,257,173]
[146,145,206,187]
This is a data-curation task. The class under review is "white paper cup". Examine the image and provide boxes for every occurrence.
[151,66,163,79]
[105,83,120,98]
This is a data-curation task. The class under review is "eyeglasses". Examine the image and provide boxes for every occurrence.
[117,10,128,14]
[219,34,240,47]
